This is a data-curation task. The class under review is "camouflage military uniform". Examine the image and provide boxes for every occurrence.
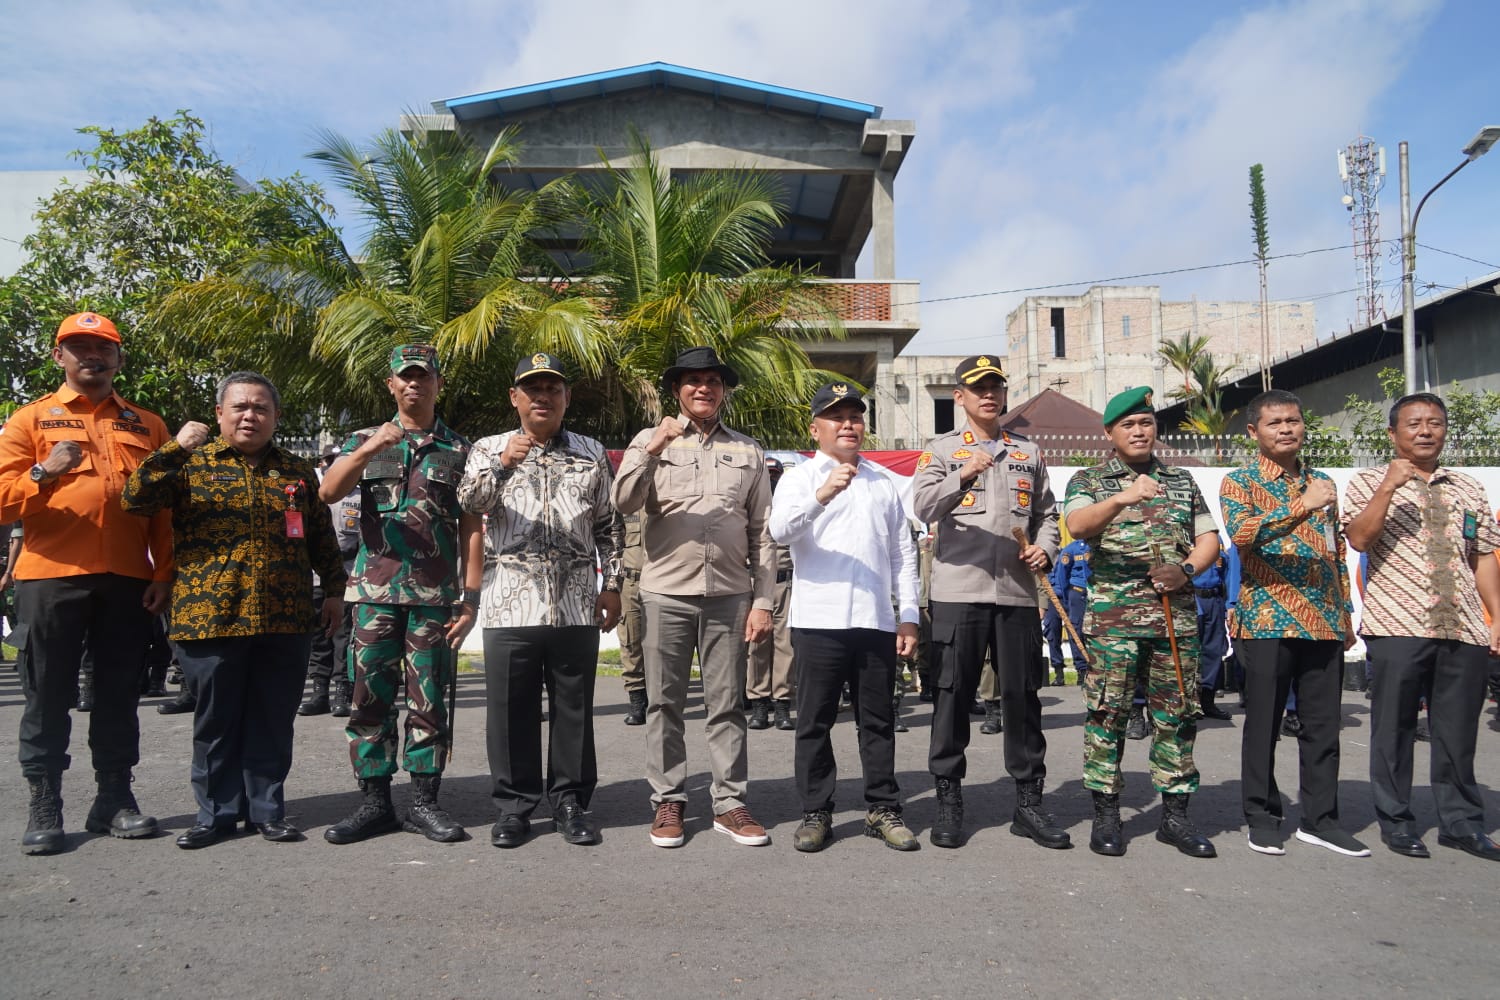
[1063,456,1215,795]
[342,418,470,779]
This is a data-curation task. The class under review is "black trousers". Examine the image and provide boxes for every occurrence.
[176,633,311,828]
[304,586,352,684]
[482,626,599,819]
[1239,638,1344,832]
[928,601,1046,783]
[14,574,150,779]
[792,627,899,812]
[1366,636,1489,838]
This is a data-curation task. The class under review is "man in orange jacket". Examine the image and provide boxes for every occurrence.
[0,312,173,855]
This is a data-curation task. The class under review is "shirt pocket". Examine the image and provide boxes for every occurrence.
[712,450,755,505]
[423,453,465,515]
[40,427,93,475]
[362,454,404,513]
[655,448,698,501]
[114,432,155,474]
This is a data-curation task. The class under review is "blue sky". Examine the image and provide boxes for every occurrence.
[3,0,1496,356]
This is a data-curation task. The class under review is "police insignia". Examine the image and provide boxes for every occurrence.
[1016,478,1032,490]
[917,451,932,469]
[1017,491,1031,507]
[952,448,972,459]
[832,383,848,397]
[962,431,976,445]
[977,356,990,367]
[1010,451,1029,461]
[959,492,977,507]
[532,352,548,367]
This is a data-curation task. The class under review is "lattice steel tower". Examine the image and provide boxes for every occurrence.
[1338,136,1387,327]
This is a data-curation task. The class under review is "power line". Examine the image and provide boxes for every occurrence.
[914,244,1351,307]
[1417,243,1500,271]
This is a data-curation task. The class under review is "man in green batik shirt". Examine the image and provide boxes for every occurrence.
[320,344,483,846]
[1063,386,1220,860]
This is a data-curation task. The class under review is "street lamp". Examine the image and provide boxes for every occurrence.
[1399,126,1500,394]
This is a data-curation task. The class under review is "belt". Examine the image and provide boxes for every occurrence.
[623,569,641,580]
[776,570,792,583]
[1070,585,1086,592]
[1195,586,1225,598]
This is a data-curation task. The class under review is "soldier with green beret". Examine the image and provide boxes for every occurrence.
[1062,385,1221,859]
[319,344,484,845]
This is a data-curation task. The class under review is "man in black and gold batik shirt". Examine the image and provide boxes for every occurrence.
[123,372,344,850]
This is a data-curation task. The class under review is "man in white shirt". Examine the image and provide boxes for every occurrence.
[769,382,920,853]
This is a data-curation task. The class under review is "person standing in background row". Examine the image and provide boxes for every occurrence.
[747,455,796,733]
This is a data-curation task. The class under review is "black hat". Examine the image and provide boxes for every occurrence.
[661,346,740,391]
[513,351,567,385]
[810,381,867,420]
[955,354,1008,385]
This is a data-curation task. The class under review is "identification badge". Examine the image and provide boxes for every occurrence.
[1463,510,1479,541]
[1323,521,1337,553]
[285,510,304,538]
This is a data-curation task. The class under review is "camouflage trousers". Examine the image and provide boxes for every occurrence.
[347,602,453,779]
[1082,634,1202,795]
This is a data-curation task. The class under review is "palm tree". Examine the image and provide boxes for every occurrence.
[1157,333,1211,400]
[156,123,603,437]
[571,132,846,447]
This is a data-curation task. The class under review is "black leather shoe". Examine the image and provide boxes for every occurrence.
[176,824,225,850]
[251,819,303,842]
[1199,688,1231,721]
[157,690,196,715]
[554,797,599,846]
[1437,831,1500,861]
[1382,832,1430,858]
[490,815,530,849]
[297,693,330,716]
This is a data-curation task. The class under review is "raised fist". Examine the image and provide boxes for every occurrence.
[175,421,211,451]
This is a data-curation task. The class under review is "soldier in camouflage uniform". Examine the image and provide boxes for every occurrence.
[321,345,483,845]
[618,512,648,725]
[1062,386,1221,859]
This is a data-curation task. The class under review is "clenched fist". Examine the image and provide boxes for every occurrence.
[41,439,84,476]
[815,462,858,505]
[1300,477,1335,511]
[1124,473,1161,504]
[645,415,686,456]
[175,422,211,451]
[363,421,406,454]
[959,448,995,484]
[501,432,535,470]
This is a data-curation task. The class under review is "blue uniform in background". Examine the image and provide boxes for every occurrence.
[1042,540,1089,680]
[1193,537,1238,692]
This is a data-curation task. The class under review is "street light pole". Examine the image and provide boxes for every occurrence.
[1399,126,1500,395]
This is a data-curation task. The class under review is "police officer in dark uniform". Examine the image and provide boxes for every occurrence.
[299,446,361,716]
[1042,539,1090,685]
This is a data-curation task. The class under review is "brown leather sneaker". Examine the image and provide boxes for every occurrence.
[713,806,770,846]
[650,801,686,848]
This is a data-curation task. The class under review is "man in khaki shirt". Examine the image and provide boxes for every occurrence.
[612,347,776,849]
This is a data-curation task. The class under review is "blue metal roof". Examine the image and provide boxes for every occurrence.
[441,62,881,124]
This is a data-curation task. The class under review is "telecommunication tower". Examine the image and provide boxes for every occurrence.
[1338,136,1386,327]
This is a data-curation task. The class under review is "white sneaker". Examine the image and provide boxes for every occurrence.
[1247,829,1286,855]
[1296,827,1371,857]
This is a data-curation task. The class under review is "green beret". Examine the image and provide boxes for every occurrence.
[1102,386,1155,427]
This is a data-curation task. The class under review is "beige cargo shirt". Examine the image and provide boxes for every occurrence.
[612,420,775,611]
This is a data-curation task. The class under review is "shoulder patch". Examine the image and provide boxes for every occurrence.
[962,430,976,445]
[917,451,933,470]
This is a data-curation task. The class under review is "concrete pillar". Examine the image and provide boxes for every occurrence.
[1091,291,1107,410]
[871,169,896,279]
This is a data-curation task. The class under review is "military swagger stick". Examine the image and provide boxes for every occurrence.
[1149,542,1189,707]
[1012,527,1091,670]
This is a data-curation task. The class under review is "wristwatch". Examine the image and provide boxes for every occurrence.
[28,463,50,484]
[1178,560,1197,579]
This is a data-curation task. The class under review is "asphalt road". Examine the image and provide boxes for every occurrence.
[1,667,1497,1000]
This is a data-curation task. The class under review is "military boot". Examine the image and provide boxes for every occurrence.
[1125,703,1149,740]
[917,669,934,703]
[21,774,64,855]
[297,676,330,716]
[324,777,400,844]
[623,689,647,726]
[1089,791,1125,856]
[77,671,94,713]
[1011,778,1071,849]
[930,777,964,848]
[329,677,352,718]
[143,663,168,698]
[84,770,158,839]
[1157,792,1216,858]
[979,699,1003,735]
[892,693,908,733]
[404,774,465,843]
[1053,665,1067,687]
[748,698,771,731]
[156,686,195,715]
[773,699,794,731]
[864,805,919,851]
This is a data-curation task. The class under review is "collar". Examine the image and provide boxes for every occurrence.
[1254,454,1303,481]
[388,414,456,449]
[957,421,1011,448]
[1102,454,1164,479]
[53,384,125,411]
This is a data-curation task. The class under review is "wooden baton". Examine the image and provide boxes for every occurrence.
[1013,527,1091,670]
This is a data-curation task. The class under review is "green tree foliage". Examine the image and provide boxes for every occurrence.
[1249,163,1270,264]
[1,112,327,425]
[571,132,845,447]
